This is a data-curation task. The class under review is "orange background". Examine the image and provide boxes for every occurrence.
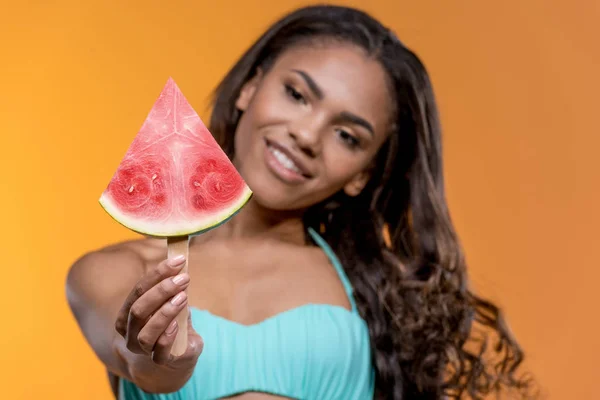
[1,1,597,398]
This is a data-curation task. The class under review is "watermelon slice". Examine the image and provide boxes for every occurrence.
[99,77,252,238]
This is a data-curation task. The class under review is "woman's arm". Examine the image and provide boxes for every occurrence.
[66,243,203,393]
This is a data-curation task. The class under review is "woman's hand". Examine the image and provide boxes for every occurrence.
[115,255,203,370]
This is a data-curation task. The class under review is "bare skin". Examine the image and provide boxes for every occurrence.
[66,42,392,399]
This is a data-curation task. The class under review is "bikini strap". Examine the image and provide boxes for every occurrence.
[308,227,358,313]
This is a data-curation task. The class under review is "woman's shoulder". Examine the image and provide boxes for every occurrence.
[117,236,167,266]
[66,237,166,304]
[86,236,166,267]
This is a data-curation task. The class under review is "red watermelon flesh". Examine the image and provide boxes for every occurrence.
[99,78,252,237]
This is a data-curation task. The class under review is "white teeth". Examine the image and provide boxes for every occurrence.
[269,146,303,174]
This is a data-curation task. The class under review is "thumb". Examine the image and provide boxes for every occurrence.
[185,308,204,355]
[186,307,198,335]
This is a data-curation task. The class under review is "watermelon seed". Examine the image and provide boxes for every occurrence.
[152,174,157,180]
[128,185,134,193]
[193,181,201,187]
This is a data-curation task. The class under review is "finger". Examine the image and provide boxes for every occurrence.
[185,332,204,361]
[130,273,190,325]
[151,320,178,365]
[154,312,204,366]
[125,274,190,353]
[137,291,188,354]
[115,255,186,337]
[178,311,204,362]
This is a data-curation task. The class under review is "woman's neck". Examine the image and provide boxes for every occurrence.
[210,198,306,245]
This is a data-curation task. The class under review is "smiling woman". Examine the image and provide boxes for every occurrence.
[66,4,534,400]
[231,44,392,211]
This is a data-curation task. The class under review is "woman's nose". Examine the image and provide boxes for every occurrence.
[288,117,323,157]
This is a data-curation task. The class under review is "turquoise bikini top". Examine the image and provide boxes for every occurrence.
[119,228,375,399]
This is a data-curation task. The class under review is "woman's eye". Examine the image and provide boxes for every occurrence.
[337,129,360,148]
[285,85,306,104]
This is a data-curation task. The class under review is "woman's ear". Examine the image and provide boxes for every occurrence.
[343,170,371,197]
[235,68,263,111]
[344,158,379,197]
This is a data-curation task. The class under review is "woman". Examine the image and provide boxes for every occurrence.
[66,5,533,399]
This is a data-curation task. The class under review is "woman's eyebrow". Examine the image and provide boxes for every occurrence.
[291,69,323,99]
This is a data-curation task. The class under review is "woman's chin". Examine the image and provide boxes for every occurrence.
[247,189,298,212]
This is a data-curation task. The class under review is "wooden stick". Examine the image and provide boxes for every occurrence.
[167,235,189,356]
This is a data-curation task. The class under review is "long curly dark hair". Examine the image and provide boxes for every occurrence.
[209,5,535,399]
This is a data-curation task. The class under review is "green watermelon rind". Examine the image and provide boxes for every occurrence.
[98,185,253,238]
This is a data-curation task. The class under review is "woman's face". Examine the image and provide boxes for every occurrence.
[233,42,394,211]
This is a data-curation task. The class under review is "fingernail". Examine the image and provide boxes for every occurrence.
[171,292,187,305]
[172,273,189,285]
[166,321,177,335]
[168,255,185,267]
